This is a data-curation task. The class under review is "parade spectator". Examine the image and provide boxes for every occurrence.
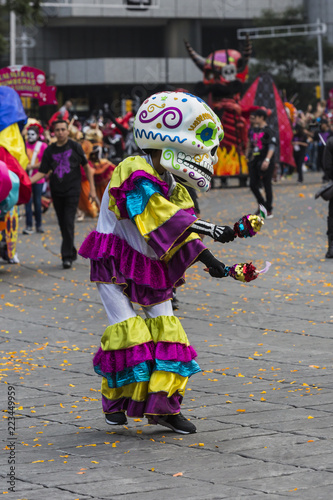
[48,101,73,130]
[292,123,308,184]
[23,124,48,234]
[315,119,331,173]
[30,120,98,269]
[248,109,277,218]
[84,118,104,145]
[58,100,73,120]
[323,136,333,258]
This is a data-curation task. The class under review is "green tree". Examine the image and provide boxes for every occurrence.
[249,7,333,107]
[0,0,42,56]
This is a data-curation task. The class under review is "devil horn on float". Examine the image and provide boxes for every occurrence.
[237,34,252,73]
[184,39,206,72]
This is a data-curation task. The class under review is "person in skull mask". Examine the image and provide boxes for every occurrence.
[79,91,261,434]
[23,124,48,234]
[105,110,140,158]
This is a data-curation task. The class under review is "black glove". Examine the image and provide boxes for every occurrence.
[213,225,235,243]
[190,219,235,244]
[198,249,228,278]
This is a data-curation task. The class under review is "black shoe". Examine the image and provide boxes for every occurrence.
[36,227,45,233]
[326,248,333,258]
[63,260,72,269]
[105,412,127,425]
[326,236,333,258]
[156,412,196,434]
[172,296,180,310]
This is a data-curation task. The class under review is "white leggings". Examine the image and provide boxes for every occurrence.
[96,282,174,324]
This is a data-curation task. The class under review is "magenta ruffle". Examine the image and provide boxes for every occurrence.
[155,342,198,362]
[79,231,173,289]
[93,341,197,374]
[93,342,155,373]
[109,170,170,219]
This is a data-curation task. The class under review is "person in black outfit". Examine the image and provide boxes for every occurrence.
[323,136,333,258]
[247,109,277,218]
[31,120,97,269]
[292,123,308,183]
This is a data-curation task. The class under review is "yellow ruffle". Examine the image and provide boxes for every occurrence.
[101,316,151,351]
[101,372,188,400]
[145,315,190,345]
[101,378,149,402]
[134,192,183,241]
[148,371,188,398]
[169,182,195,210]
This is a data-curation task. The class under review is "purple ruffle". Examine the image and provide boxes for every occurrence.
[184,207,197,216]
[94,341,197,375]
[90,262,174,305]
[148,210,198,258]
[109,170,170,219]
[145,392,182,417]
[102,395,147,418]
[93,341,155,373]
[102,392,182,418]
[168,238,207,284]
[79,231,174,290]
[155,342,198,362]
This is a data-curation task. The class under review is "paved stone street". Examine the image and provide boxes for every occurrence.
[1,172,332,500]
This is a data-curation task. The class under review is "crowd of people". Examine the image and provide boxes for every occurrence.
[286,99,333,182]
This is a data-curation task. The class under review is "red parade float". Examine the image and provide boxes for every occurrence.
[185,37,252,186]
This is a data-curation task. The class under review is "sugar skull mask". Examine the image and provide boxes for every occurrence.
[134,91,224,192]
[27,128,39,144]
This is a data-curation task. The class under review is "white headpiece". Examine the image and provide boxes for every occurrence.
[134,91,223,192]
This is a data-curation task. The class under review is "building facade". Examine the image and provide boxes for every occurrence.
[1,0,332,113]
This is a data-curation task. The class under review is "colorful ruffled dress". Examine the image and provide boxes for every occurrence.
[79,155,207,419]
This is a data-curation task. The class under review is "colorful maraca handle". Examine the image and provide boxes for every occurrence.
[225,262,258,282]
[233,205,266,238]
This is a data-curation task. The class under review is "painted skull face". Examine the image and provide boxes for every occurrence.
[27,129,38,143]
[221,63,237,82]
[134,91,224,192]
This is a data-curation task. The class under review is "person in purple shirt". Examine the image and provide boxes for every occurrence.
[30,120,98,269]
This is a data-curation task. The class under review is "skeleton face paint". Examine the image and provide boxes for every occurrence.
[27,129,38,144]
[134,91,224,192]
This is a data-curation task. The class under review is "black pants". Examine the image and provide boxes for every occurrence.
[294,151,306,183]
[327,199,333,237]
[249,160,274,212]
[52,192,80,261]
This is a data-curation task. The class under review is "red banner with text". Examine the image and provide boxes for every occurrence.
[0,65,57,106]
